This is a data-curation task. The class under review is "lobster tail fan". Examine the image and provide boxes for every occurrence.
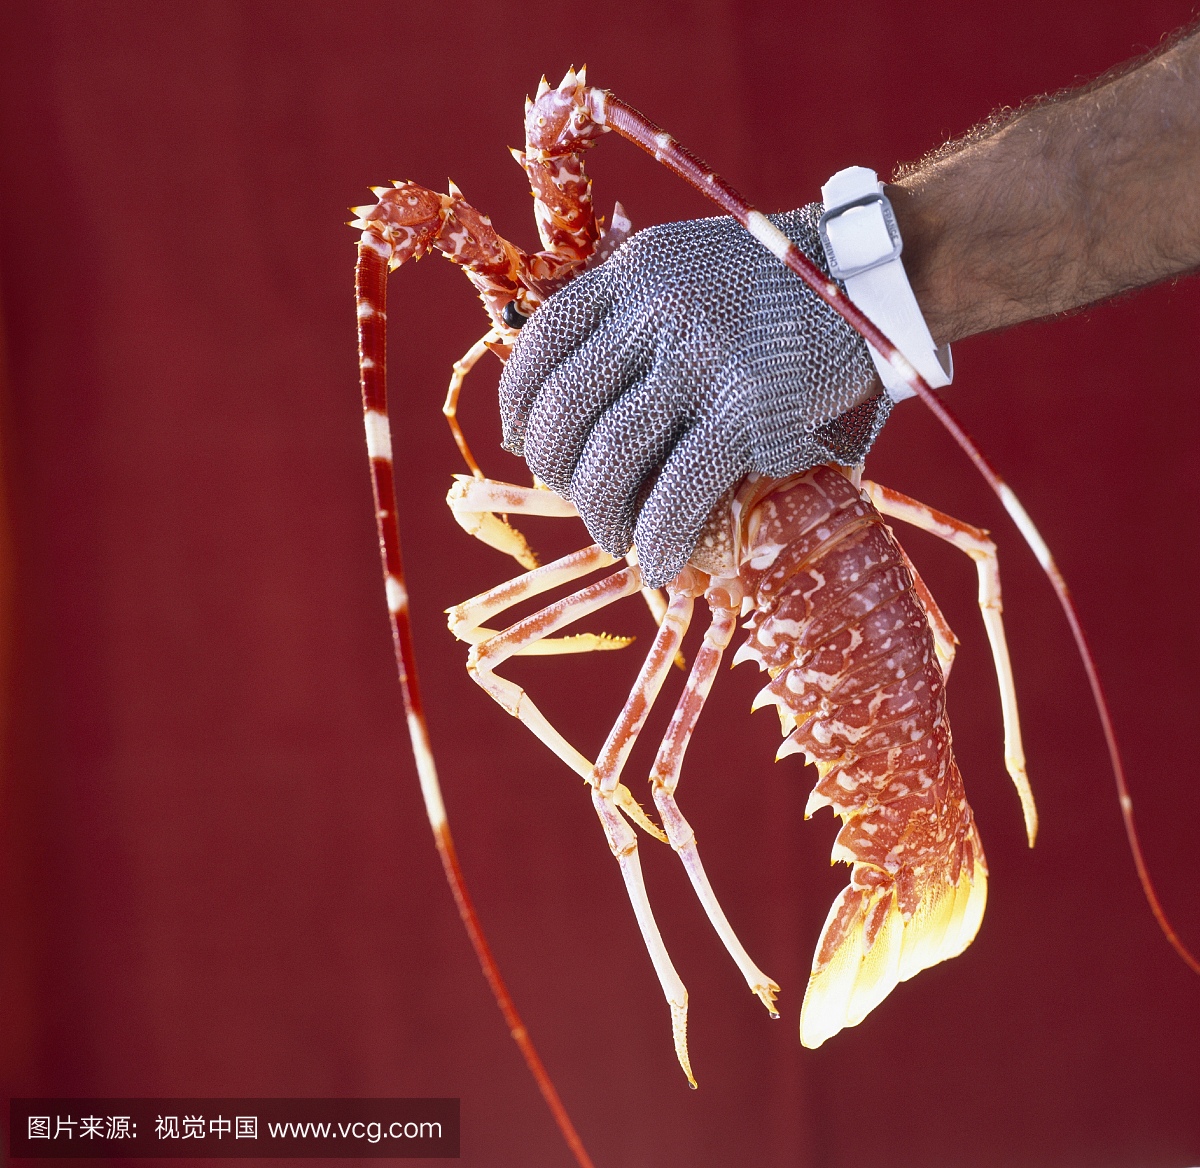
[799,827,988,1049]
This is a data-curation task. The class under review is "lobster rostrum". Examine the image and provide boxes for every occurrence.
[352,68,1198,1168]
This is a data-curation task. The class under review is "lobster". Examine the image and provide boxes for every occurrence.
[352,68,1198,1168]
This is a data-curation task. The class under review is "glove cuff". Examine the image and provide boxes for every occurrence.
[818,167,952,402]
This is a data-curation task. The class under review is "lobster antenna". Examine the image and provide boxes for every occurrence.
[355,235,598,1168]
[598,90,1200,978]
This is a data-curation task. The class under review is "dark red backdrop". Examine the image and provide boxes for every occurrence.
[1,3,1198,1165]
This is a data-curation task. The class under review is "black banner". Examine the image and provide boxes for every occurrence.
[9,1098,459,1158]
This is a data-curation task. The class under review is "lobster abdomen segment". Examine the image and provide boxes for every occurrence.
[735,466,987,1048]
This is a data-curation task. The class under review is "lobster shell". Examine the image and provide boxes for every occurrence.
[728,466,987,1046]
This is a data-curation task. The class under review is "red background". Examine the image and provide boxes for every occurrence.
[1,3,1198,1165]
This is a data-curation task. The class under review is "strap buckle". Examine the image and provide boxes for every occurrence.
[817,192,902,281]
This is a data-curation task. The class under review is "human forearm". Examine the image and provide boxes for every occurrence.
[888,28,1200,345]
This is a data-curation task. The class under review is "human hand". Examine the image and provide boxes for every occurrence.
[498,205,885,588]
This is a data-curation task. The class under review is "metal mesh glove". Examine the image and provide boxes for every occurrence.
[499,204,889,588]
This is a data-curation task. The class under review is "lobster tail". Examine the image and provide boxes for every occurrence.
[799,816,987,1049]
[795,671,990,1047]
[733,466,992,1047]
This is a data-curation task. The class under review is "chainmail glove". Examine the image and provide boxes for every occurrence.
[499,204,889,588]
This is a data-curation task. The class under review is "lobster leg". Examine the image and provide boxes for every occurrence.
[589,587,701,1085]
[862,480,1038,846]
[451,543,636,657]
[649,600,781,1016]
[891,542,960,679]
[447,473,578,572]
[447,475,682,645]
[451,546,663,839]
[443,331,576,572]
[447,537,634,656]
[459,557,702,1083]
[443,332,496,481]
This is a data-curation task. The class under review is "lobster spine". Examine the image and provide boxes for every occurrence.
[519,66,608,265]
[351,71,610,341]
[733,466,987,1048]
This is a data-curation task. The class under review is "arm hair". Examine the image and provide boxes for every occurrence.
[888,24,1200,344]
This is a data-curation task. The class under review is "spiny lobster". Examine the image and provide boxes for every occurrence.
[351,68,1198,1168]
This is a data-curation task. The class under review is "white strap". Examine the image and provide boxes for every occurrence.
[819,166,951,402]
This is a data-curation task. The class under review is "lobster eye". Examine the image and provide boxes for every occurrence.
[502,300,528,329]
